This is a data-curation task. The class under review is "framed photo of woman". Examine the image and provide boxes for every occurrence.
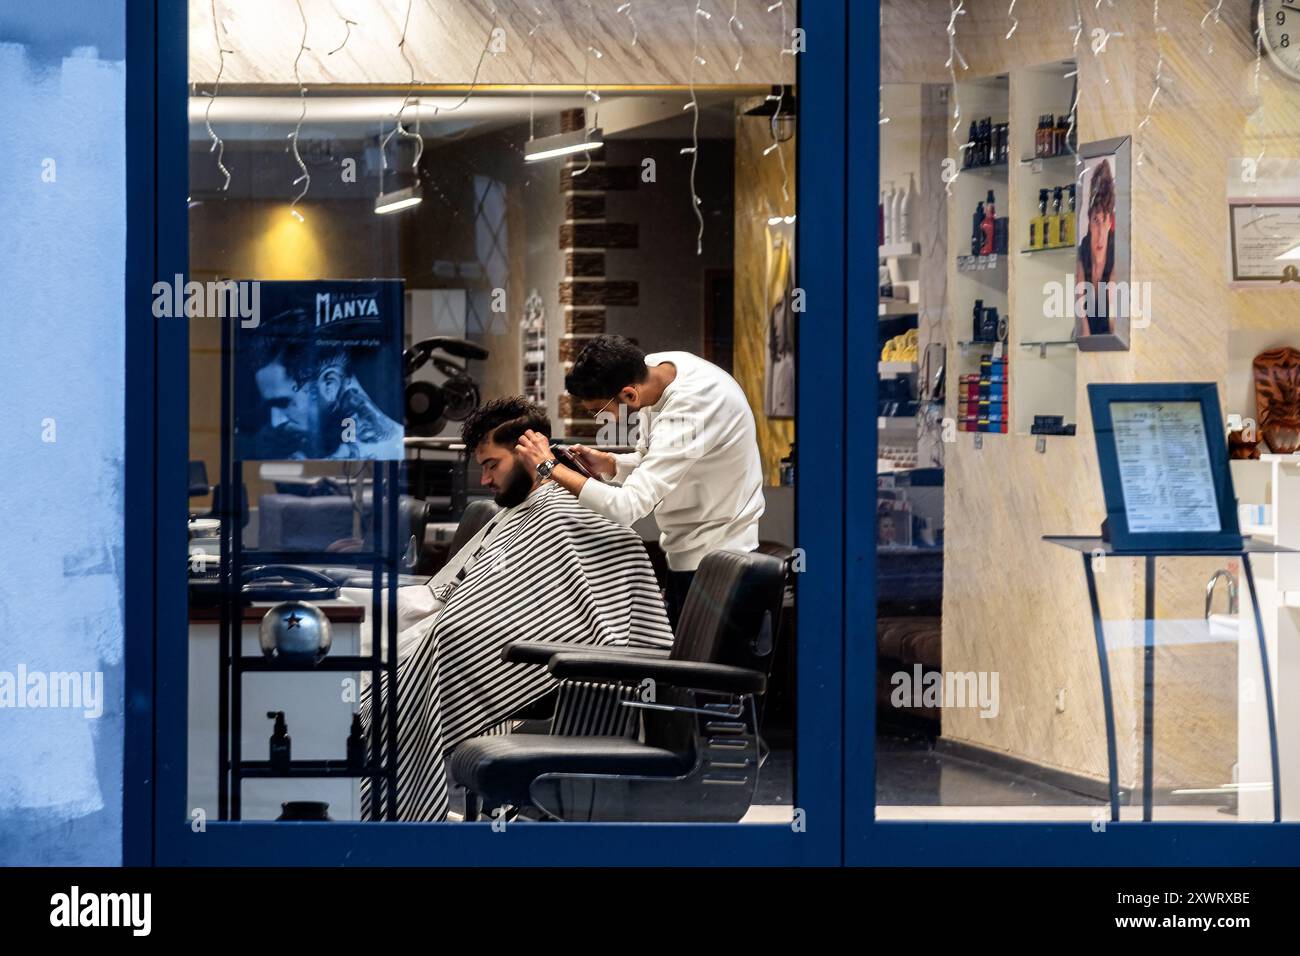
[1075,136,1132,351]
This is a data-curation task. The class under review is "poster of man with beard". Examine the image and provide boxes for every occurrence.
[234,280,405,460]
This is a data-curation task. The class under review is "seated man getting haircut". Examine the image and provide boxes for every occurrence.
[360,397,673,822]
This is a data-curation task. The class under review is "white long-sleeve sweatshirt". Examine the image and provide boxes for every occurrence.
[577,351,765,571]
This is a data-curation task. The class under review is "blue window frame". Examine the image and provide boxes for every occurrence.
[127,0,1300,869]
[126,0,848,866]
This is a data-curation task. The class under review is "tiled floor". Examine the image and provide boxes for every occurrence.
[874,729,1239,821]
[451,731,1244,824]
[875,731,1103,807]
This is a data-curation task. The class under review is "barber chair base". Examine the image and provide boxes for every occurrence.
[453,712,762,823]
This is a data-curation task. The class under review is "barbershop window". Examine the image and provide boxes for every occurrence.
[186,1,798,826]
[875,1,1299,824]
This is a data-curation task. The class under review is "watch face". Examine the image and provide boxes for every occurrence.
[1258,0,1300,81]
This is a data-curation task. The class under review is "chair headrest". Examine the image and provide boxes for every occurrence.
[449,498,502,555]
[672,550,788,674]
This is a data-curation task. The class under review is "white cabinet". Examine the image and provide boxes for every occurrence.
[1231,456,1300,820]
[187,604,364,821]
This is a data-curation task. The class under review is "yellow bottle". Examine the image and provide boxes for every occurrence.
[1044,186,1062,249]
[1062,184,1077,248]
[1030,189,1048,250]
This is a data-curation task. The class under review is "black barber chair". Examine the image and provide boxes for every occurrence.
[446,498,501,555]
[414,497,500,577]
[450,549,788,822]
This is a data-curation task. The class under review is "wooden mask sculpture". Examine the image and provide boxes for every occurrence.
[1254,346,1300,455]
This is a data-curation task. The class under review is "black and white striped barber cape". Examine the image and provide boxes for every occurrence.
[360,483,673,821]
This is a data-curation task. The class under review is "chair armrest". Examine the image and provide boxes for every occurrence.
[502,640,672,667]
[546,651,766,695]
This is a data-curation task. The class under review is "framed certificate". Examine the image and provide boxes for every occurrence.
[1087,383,1242,552]
[1228,202,1300,283]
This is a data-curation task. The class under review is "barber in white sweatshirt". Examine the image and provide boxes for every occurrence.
[514,335,765,628]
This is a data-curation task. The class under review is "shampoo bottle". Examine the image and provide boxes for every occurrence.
[882,183,896,245]
[899,174,916,245]
[890,182,906,246]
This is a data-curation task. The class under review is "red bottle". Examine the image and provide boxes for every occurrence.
[980,190,996,256]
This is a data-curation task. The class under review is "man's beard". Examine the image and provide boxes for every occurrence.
[494,459,535,508]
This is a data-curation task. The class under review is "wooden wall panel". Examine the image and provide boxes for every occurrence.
[733,99,796,486]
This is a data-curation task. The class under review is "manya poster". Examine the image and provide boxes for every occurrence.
[233,280,405,461]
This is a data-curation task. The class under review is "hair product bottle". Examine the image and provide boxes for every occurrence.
[1045,187,1062,248]
[1029,189,1045,249]
[267,711,291,772]
[972,200,984,255]
[900,173,916,245]
[980,190,996,256]
[346,713,366,769]
[882,182,896,245]
[892,178,908,245]
[1064,184,1077,247]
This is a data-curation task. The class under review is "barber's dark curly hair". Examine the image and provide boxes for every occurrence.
[461,397,551,452]
[564,335,648,401]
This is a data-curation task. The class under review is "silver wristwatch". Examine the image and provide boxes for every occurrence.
[536,458,558,480]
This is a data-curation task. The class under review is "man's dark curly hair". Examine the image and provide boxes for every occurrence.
[250,309,352,388]
[564,335,648,401]
[461,397,551,452]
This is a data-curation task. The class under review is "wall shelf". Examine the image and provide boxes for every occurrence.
[879,360,919,378]
[1007,60,1081,436]
[941,59,1080,437]
[879,242,921,259]
[956,253,1005,273]
[1019,340,1078,357]
[879,300,918,316]
[1019,152,1079,170]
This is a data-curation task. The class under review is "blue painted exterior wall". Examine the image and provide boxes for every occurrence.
[0,1,126,867]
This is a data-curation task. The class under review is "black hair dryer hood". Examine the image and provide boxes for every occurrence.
[403,337,490,437]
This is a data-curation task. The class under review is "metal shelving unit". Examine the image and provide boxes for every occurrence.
[216,319,401,822]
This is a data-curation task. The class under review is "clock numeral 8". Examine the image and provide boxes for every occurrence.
[1284,33,1291,48]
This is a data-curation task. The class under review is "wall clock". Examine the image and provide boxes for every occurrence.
[1256,0,1300,81]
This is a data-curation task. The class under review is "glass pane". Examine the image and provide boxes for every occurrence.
[875,0,1298,823]
[186,0,798,825]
